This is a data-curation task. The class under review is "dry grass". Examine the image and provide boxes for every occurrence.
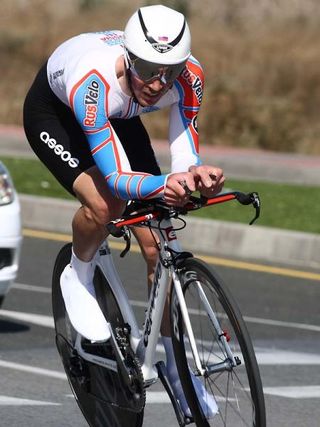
[2,0,320,154]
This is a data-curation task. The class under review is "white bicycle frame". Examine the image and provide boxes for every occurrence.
[74,217,231,384]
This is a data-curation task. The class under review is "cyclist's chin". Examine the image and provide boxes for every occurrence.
[137,94,161,107]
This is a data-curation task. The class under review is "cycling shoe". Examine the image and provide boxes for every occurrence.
[60,263,111,342]
[169,371,218,419]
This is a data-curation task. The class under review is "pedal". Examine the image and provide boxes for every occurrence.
[156,361,193,427]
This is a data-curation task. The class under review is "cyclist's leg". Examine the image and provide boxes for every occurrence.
[62,167,125,341]
[23,66,124,341]
[72,166,125,261]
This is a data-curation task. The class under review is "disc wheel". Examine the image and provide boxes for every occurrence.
[52,243,145,427]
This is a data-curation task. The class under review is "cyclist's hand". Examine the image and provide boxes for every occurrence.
[189,165,225,198]
[164,172,195,206]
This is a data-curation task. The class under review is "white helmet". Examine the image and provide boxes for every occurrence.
[124,5,191,67]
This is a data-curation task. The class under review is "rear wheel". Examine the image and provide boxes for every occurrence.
[52,243,145,427]
[170,258,266,427]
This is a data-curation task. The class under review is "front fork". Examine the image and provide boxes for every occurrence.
[171,266,239,377]
[171,268,206,376]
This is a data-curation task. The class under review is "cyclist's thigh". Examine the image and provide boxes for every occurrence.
[110,116,161,175]
[23,63,94,196]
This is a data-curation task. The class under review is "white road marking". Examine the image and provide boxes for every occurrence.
[146,391,237,404]
[256,349,320,365]
[0,309,54,328]
[263,386,320,399]
[242,315,320,333]
[0,395,60,406]
[155,342,320,366]
[12,283,51,293]
[1,309,320,367]
[0,358,319,401]
[0,359,66,380]
[10,282,320,333]
[130,300,320,333]
[146,391,170,404]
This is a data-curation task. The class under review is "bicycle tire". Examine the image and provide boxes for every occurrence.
[170,257,266,427]
[52,243,144,427]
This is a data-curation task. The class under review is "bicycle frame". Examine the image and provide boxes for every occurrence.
[72,216,204,384]
[74,191,261,385]
[133,216,208,383]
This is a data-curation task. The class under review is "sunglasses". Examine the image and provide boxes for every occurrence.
[126,51,186,84]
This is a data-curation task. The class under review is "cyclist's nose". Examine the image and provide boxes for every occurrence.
[148,79,166,92]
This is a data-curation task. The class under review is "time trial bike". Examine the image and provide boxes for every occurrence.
[52,190,266,427]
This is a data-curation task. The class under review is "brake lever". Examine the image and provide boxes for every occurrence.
[235,191,260,225]
[120,227,131,258]
[248,192,261,225]
[106,222,132,257]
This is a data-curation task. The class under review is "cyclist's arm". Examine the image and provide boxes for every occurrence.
[68,69,168,200]
[169,56,204,172]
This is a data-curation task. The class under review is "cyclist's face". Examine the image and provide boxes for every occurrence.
[130,72,171,107]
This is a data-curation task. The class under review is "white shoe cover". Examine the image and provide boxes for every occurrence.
[191,374,219,419]
[169,372,218,419]
[60,264,111,342]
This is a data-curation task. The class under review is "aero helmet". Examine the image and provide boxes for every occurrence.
[124,5,191,83]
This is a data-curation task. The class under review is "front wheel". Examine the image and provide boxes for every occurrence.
[170,258,266,427]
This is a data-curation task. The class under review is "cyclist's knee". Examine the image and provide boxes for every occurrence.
[81,197,125,226]
[73,167,125,224]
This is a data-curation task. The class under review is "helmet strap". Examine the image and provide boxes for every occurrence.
[123,49,139,103]
[125,66,140,105]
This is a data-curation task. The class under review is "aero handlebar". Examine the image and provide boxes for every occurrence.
[107,191,261,236]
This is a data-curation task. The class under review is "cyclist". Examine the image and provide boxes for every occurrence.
[23,4,223,418]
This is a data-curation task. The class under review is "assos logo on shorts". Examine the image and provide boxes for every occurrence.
[40,131,79,168]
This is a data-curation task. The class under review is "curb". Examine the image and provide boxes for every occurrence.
[19,194,320,270]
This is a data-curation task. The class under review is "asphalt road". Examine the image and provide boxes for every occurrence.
[0,234,320,427]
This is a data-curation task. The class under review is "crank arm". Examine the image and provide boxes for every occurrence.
[108,326,134,388]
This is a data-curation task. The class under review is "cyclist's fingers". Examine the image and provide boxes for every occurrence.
[166,173,195,196]
[163,188,189,206]
[182,174,196,193]
[214,181,225,194]
[197,178,225,197]
[190,165,224,188]
[204,169,224,188]
[164,196,187,207]
[197,175,225,193]
[213,174,225,187]
[164,175,195,206]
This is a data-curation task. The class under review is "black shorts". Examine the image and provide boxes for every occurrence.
[23,63,161,196]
